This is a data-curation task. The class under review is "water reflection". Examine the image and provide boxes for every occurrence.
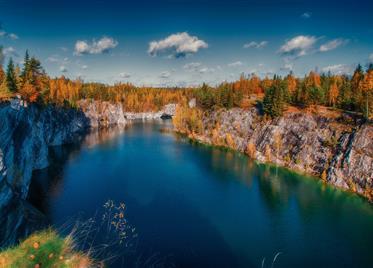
[2,121,373,268]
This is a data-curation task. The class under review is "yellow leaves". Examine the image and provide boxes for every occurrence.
[32,242,40,249]
[286,74,297,94]
[265,144,271,162]
[328,81,339,107]
[19,81,39,103]
[306,71,321,88]
[225,133,236,149]
[246,142,256,158]
[321,169,327,181]
[173,104,203,134]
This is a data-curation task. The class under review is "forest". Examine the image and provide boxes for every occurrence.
[0,49,372,119]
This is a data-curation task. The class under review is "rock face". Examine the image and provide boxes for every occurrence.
[0,99,176,211]
[0,101,90,210]
[175,107,373,200]
[77,100,127,127]
[123,103,177,120]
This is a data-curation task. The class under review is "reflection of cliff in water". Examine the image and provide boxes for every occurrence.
[0,127,116,248]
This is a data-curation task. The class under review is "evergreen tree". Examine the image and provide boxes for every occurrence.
[263,80,287,118]
[6,58,17,92]
[21,50,30,81]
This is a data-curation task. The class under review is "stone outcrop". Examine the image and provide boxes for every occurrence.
[124,103,177,120]
[77,100,127,127]
[175,107,373,200]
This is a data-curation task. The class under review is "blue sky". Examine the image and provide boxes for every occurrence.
[0,0,372,86]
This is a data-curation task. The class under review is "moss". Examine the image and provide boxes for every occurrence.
[0,229,94,268]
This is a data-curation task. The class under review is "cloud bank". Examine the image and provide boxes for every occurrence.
[148,32,208,58]
[279,35,317,58]
[74,37,118,55]
[319,39,347,52]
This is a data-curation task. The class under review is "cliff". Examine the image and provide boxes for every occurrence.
[174,106,373,200]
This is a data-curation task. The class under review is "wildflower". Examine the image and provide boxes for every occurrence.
[33,242,40,249]
[29,254,35,260]
[49,253,54,259]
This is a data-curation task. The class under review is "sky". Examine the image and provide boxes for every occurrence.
[0,0,373,86]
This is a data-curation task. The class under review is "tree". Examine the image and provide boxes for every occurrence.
[19,81,39,102]
[351,64,364,110]
[263,80,287,118]
[359,65,373,118]
[0,76,11,100]
[6,58,17,92]
[21,50,30,81]
[328,81,339,107]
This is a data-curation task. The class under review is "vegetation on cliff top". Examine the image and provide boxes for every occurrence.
[0,47,372,118]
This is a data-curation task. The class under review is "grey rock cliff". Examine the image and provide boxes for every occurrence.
[177,107,373,200]
[0,101,90,210]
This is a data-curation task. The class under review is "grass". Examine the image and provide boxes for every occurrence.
[0,229,94,268]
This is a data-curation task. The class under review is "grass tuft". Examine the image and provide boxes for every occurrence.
[0,228,94,268]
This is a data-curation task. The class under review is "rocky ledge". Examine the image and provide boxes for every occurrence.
[175,106,373,200]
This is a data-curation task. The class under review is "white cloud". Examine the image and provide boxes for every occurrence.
[228,61,243,67]
[148,32,208,58]
[47,56,59,63]
[0,25,19,40]
[280,63,293,72]
[369,53,373,62]
[119,72,131,78]
[159,71,171,78]
[301,12,312,19]
[183,62,202,71]
[81,65,88,70]
[321,64,352,75]
[319,39,347,52]
[183,62,214,74]
[74,37,118,55]
[243,41,268,49]
[59,66,68,73]
[199,67,215,74]
[279,35,317,57]
[3,46,18,57]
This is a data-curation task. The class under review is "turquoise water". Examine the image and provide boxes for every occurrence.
[30,120,373,267]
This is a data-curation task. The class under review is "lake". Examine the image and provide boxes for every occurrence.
[28,120,373,268]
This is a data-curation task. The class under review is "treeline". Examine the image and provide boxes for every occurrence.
[261,68,373,119]
[0,49,372,118]
[195,68,373,119]
[0,50,193,111]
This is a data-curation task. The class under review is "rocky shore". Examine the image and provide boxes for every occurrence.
[174,106,373,200]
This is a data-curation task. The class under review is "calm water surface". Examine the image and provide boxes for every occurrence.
[29,120,373,268]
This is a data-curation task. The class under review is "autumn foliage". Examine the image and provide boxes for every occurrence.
[0,49,372,118]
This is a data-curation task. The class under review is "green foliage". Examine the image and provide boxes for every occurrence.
[6,58,17,92]
[263,80,287,118]
[195,82,242,110]
[0,229,92,267]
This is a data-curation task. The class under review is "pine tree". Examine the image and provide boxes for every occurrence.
[21,50,30,81]
[6,58,17,92]
[351,64,364,110]
[263,80,287,118]
[359,64,373,119]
